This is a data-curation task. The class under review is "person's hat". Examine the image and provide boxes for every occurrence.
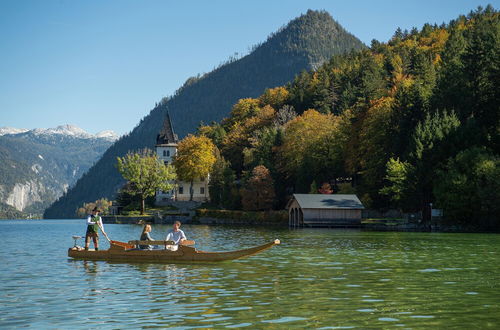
[92,207,101,212]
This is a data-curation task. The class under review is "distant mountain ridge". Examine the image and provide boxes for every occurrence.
[0,127,29,135]
[0,125,119,141]
[0,125,117,218]
[44,9,366,219]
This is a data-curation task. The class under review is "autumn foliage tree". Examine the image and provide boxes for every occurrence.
[280,109,347,191]
[259,87,289,109]
[173,135,216,201]
[318,183,333,194]
[76,198,112,217]
[222,105,276,173]
[241,165,275,211]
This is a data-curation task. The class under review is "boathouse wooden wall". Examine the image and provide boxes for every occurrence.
[288,199,362,227]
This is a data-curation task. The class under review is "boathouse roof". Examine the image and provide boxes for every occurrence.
[289,194,365,210]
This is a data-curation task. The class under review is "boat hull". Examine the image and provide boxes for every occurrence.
[68,239,280,263]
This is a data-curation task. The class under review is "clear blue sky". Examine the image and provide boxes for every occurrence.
[1,0,498,135]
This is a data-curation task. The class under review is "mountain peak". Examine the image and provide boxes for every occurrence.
[95,130,119,141]
[262,9,365,70]
[44,124,91,138]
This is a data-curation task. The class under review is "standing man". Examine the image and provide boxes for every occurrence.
[165,221,186,250]
[85,207,106,251]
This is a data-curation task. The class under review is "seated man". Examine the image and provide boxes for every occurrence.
[165,221,186,251]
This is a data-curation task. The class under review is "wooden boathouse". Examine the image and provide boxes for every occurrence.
[287,194,364,227]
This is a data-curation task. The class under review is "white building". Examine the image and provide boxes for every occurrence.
[155,113,210,203]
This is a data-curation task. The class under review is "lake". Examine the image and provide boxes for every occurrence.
[1,220,499,329]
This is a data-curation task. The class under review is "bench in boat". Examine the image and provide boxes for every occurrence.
[127,240,195,247]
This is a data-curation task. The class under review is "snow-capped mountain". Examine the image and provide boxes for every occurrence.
[95,130,119,141]
[0,125,119,141]
[0,127,30,136]
[0,125,118,218]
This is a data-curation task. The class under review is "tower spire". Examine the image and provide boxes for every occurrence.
[156,111,178,145]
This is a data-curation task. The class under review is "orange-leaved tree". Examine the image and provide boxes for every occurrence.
[318,182,333,194]
[241,165,275,211]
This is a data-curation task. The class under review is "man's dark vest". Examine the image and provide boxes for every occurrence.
[87,215,100,233]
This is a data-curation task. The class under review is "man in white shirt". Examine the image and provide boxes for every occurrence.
[165,221,186,250]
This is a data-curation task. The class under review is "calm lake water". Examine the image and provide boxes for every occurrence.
[0,220,499,329]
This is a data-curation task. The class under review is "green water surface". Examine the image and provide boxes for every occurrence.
[0,220,498,329]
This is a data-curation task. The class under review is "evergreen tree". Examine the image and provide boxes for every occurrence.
[434,147,500,227]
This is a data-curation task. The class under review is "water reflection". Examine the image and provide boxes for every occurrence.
[82,260,99,274]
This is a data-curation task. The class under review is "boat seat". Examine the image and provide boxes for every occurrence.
[128,240,176,246]
[127,240,196,247]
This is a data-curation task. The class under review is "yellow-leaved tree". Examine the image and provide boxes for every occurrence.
[224,98,261,127]
[259,87,289,109]
[76,198,113,218]
[280,109,342,178]
[173,135,216,201]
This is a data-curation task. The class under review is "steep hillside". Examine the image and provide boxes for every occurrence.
[0,126,117,218]
[198,7,500,227]
[44,10,365,218]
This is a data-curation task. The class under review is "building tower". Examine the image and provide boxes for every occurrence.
[155,112,210,204]
[155,112,178,203]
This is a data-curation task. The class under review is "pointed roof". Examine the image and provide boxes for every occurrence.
[156,112,178,145]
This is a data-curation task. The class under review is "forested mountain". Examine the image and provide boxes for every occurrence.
[44,10,365,219]
[0,125,117,218]
[203,6,499,228]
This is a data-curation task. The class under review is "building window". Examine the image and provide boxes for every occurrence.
[179,186,184,194]
[163,150,166,157]
[200,177,205,182]
[200,187,205,194]
[164,161,168,166]
[167,150,170,157]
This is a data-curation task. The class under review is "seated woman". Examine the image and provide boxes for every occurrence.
[139,224,154,250]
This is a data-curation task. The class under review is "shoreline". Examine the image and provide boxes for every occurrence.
[99,215,499,233]
[2,217,496,233]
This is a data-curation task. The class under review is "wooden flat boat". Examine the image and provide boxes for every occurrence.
[68,239,280,263]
